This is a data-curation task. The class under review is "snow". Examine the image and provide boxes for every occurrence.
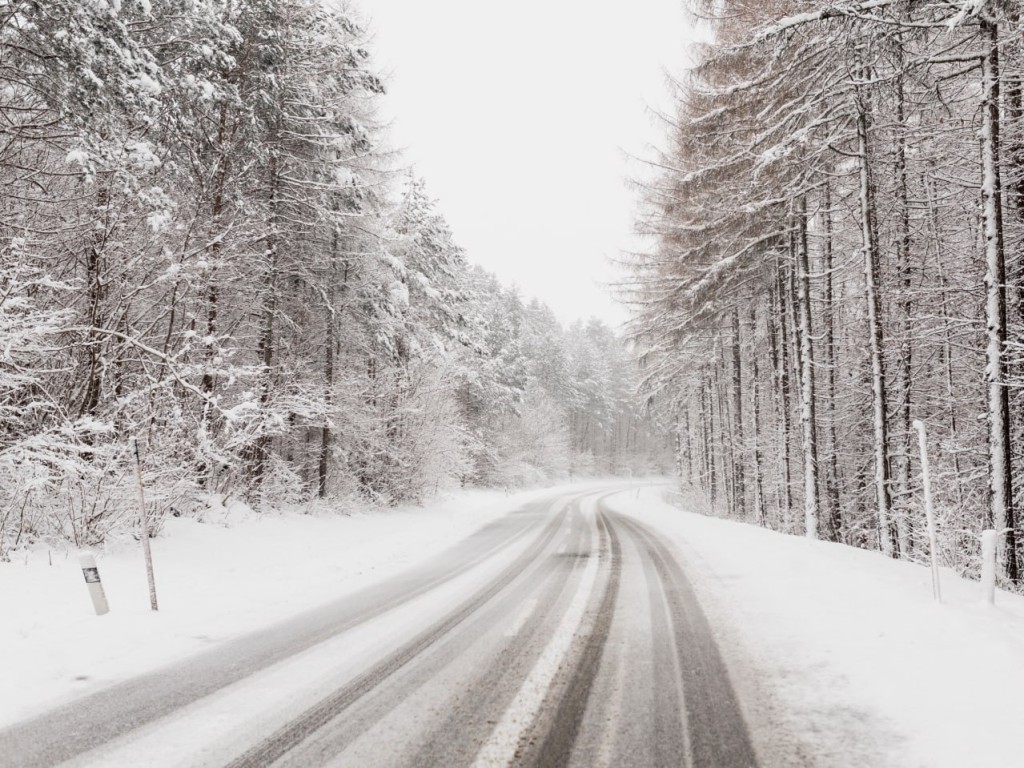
[0,486,579,728]
[606,485,1024,768]
[413,270,443,301]
[473,495,599,768]
[389,279,410,307]
[125,141,161,171]
[8,481,1024,766]
[131,72,162,97]
[147,210,172,233]
[753,0,896,42]
[220,398,257,423]
[65,149,89,167]
[48,496,574,768]
[333,166,353,186]
[157,263,181,282]
[381,250,407,277]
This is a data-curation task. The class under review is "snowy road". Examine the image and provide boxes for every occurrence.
[1,489,757,768]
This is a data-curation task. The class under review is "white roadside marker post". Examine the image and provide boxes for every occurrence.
[912,420,942,603]
[980,529,998,606]
[79,552,110,615]
[131,437,159,611]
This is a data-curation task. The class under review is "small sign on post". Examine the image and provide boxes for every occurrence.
[79,552,110,615]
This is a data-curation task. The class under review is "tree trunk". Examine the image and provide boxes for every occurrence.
[795,197,820,540]
[198,102,230,488]
[703,370,717,506]
[822,180,843,541]
[857,99,897,558]
[716,355,734,515]
[731,309,746,518]
[771,264,793,527]
[892,49,914,557]
[252,151,281,494]
[79,185,110,427]
[980,16,1019,583]
[750,305,766,526]
[318,290,334,498]
[675,403,687,487]
[785,247,804,533]
[684,399,694,484]
[924,170,968,525]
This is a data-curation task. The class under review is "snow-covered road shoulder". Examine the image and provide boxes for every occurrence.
[0,485,585,728]
[606,486,1024,768]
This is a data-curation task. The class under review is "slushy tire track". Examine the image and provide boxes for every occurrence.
[226,505,572,768]
[2,492,763,768]
[614,513,758,767]
[283,516,594,768]
[0,502,564,768]
[529,508,622,768]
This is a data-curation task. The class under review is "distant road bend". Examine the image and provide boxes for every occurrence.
[1,488,759,768]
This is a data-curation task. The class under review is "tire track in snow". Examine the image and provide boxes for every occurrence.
[224,504,571,768]
[613,513,758,768]
[0,499,564,768]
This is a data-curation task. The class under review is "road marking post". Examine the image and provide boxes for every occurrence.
[79,552,110,615]
[131,436,159,611]
[981,529,998,606]
[912,420,942,603]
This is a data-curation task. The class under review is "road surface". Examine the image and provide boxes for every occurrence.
[0,489,758,767]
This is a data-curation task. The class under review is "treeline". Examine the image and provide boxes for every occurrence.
[0,0,667,557]
[628,0,1024,586]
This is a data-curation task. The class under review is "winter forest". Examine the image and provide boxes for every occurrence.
[0,0,668,560]
[627,0,1024,588]
[5,0,1024,597]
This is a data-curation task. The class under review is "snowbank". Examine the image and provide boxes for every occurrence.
[606,486,1024,768]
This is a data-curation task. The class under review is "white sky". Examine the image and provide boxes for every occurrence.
[360,0,698,327]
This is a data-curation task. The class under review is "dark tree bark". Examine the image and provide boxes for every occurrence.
[857,97,897,558]
[980,16,1019,583]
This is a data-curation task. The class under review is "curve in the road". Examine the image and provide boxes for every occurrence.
[0,497,569,768]
[225,501,579,768]
[4,489,762,768]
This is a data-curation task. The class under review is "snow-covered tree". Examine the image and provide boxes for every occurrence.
[628,0,1024,587]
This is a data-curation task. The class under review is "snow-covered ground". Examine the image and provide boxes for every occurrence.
[606,486,1024,768]
[7,480,1024,768]
[0,485,593,728]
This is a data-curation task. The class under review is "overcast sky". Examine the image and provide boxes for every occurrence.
[361,0,698,327]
